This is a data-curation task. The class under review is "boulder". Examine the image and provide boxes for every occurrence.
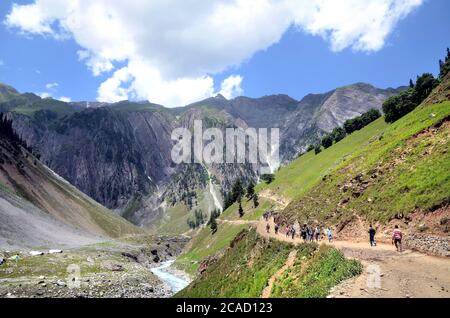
[121,252,138,262]
[101,260,124,271]
[30,251,44,256]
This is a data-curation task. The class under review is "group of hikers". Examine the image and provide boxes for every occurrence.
[264,211,404,252]
[369,224,403,252]
[265,220,333,243]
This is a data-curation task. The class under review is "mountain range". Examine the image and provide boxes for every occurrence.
[0,82,404,229]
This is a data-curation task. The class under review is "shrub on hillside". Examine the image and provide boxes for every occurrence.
[261,173,275,184]
[316,108,381,154]
[382,48,448,123]
[321,135,333,149]
[439,48,450,80]
[383,89,417,123]
[314,144,322,155]
[330,126,346,143]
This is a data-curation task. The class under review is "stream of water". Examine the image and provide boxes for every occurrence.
[150,260,190,295]
[209,178,223,211]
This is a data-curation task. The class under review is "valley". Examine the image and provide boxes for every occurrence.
[0,69,449,299]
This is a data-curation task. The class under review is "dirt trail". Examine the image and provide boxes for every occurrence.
[262,250,297,298]
[218,219,258,226]
[220,216,450,298]
[258,190,290,209]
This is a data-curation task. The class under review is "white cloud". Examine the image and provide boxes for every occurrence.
[38,92,71,102]
[5,0,423,106]
[219,75,243,99]
[58,96,71,102]
[45,82,58,90]
[38,92,51,99]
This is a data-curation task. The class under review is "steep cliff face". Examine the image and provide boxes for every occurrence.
[1,82,403,229]
[0,116,141,249]
[12,108,155,210]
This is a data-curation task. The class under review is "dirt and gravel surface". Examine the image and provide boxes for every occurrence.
[0,235,189,298]
[220,217,450,298]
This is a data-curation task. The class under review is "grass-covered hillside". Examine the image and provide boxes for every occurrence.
[221,118,389,222]
[175,222,247,276]
[177,80,449,275]
[177,229,361,298]
[177,110,390,274]
[283,100,450,225]
[271,245,362,298]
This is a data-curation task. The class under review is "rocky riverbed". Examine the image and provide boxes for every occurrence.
[0,235,189,298]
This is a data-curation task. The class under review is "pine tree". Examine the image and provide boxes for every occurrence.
[439,48,450,79]
[246,182,255,199]
[238,201,244,218]
[209,217,218,234]
[321,135,333,149]
[409,79,414,88]
[253,193,259,208]
[231,179,245,202]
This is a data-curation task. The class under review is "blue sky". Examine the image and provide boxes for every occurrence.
[0,0,449,106]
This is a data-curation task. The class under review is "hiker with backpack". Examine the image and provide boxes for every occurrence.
[392,225,403,252]
[369,225,376,246]
[274,223,279,235]
[266,223,270,234]
[326,227,333,242]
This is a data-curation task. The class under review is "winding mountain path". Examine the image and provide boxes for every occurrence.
[219,216,450,298]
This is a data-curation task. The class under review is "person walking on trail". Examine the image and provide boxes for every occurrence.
[301,226,307,242]
[392,225,403,252]
[291,227,296,240]
[266,223,270,234]
[326,227,333,242]
[368,225,376,247]
[275,224,279,235]
[315,226,320,241]
[310,227,316,242]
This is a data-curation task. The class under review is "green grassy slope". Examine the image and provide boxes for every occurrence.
[177,229,361,298]
[259,118,389,201]
[12,98,78,117]
[283,101,450,224]
[176,229,292,297]
[0,84,20,103]
[271,244,362,298]
[221,118,389,222]
[175,222,247,276]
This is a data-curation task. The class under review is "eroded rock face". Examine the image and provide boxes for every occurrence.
[6,83,403,226]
